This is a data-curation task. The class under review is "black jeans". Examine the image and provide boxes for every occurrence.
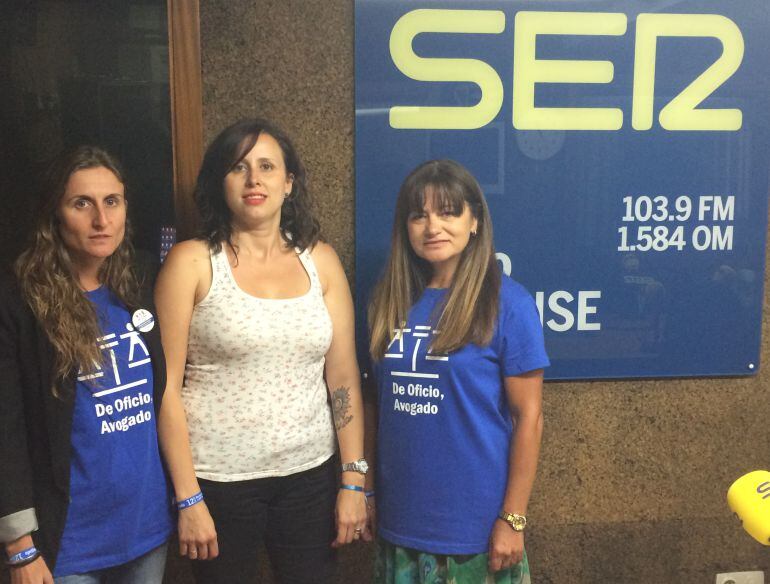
[191,458,337,584]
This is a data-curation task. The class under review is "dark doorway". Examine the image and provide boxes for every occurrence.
[0,0,174,270]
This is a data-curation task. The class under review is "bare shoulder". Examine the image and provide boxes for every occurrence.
[161,239,211,276]
[166,239,210,264]
[156,239,212,303]
[309,242,347,293]
[309,241,341,266]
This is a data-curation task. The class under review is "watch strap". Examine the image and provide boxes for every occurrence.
[340,458,368,474]
[499,511,527,531]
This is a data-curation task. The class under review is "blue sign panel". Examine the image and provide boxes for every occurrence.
[355,1,770,379]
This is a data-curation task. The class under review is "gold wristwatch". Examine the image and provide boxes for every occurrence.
[499,511,527,532]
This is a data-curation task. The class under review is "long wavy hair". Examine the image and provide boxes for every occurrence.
[195,118,321,257]
[14,145,139,391]
[368,159,501,360]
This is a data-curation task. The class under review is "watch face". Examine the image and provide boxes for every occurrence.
[359,460,369,473]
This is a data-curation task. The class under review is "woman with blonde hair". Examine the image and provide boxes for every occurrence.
[0,145,214,584]
[367,159,549,583]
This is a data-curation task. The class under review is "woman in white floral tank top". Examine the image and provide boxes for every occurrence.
[154,118,368,583]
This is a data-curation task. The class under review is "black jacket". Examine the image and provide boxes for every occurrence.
[0,276,167,569]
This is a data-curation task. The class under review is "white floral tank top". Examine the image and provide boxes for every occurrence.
[182,247,335,481]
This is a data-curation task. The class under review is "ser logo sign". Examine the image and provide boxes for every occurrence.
[389,10,744,131]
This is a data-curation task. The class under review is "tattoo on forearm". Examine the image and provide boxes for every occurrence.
[332,386,353,430]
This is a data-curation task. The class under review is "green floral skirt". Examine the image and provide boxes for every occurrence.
[374,539,531,584]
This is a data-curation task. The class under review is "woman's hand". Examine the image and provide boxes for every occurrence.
[9,557,54,584]
[178,501,218,560]
[488,520,524,572]
[362,495,376,542]
[331,489,368,547]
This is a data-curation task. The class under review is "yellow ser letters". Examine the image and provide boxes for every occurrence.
[389,9,505,130]
[387,9,745,132]
[632,14,744,131]
[512,12,627,130]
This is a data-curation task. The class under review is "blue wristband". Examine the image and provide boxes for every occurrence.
[7,546,38,565]
[340,484,364,493]
[365,490,375,498]
[177,491,204,510]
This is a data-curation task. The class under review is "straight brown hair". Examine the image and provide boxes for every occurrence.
[368,159,501,360]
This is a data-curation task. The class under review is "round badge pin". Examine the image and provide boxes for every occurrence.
[131,308,155,333]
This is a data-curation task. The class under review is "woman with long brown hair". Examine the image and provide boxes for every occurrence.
[367,159,549,583]
[0,145,214,583]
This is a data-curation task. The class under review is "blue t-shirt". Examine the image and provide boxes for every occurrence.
[54,287,173,577]
[375,277,549,554]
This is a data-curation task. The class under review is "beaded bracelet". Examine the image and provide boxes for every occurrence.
[177,491,204,510]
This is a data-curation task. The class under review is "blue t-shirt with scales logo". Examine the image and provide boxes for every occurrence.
[54,287,173,577]
[375,277,549,554]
